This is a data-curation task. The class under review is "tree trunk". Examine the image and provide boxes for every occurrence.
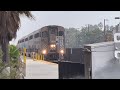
[1,38,9,64]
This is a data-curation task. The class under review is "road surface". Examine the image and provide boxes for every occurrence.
[24,58,58,79]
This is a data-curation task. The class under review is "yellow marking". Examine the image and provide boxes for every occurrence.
[23,48,26,76]
[36,53,38,60]
[41,55,43,60]
[38,54,40,60]
[35,53,37,60]
[39,54,41,60]
[43,55,44,60]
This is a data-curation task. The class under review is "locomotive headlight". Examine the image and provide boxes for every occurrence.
[60,50,64,54]
[53,45,56,47]
[42,50,47,54]
[50,44,56,48]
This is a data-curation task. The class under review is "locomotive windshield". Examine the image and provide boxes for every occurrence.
[25,38,28,41]
[34,33,39,38]
[59,31,64,36]
[42,31,48,37]
[29,35,33,40]
[39,32,41,37]
[51,29,55,34]
[49,27,58,35]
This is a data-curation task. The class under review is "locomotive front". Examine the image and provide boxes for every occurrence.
[42,25,65,60]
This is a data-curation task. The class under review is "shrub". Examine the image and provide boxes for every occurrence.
[0,45,24,79]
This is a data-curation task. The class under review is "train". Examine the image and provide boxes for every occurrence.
[17,25,65,61]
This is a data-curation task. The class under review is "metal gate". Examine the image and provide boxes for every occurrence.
[58,48,85,79]
[64,48,84,63]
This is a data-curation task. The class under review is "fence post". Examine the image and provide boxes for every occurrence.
[38,54,40,60]
[84,46,92,79]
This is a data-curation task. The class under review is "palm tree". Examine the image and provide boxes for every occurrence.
[0,11,33,64]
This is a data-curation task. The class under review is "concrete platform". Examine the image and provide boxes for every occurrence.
[24,58,58,79]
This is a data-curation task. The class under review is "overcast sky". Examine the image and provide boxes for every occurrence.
[10,11,120,45]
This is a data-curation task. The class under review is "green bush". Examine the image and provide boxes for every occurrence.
[9,45,20,61]
[9,45,22,79]
[0,45,24,79]
[0,48,10,79]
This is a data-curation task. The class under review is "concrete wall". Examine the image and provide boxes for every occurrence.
[84,41,120,79]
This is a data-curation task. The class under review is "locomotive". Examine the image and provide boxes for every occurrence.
[17,25,65,61]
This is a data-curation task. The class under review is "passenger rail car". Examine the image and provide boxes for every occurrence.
[17,25,65,60]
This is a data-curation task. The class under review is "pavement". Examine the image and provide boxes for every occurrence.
[24,58,58,79]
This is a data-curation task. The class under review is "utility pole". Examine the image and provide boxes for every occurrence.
[88,24,89,32]
[104,19,106,41]
[76,29,77,47]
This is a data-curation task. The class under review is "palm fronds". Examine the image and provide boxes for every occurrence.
[0,11,34,63]
[0,11,34,41]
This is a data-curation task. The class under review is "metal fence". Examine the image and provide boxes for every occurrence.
[58,48,85,79]
[59,61,85,79]
[64,48,84,63]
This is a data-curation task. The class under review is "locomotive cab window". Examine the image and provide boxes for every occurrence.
[51,29,55,34]
[42,31,48,37]
[34,33,39,38]
[39,32,41,37]
[22,39,24,42]
[29,35,33,40]
[25,38,28,41]
[59,31,64,36]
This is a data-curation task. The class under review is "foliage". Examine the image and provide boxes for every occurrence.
[9,45,19,79]
[65,23,113,48]
[0,11,34,63]
[0,48,10,79]
[79,27,104,47]
[9,45,20,61]
[0,11,34,41]
[0,45,24,79]
[65,28,79,48]
[0,11,33,78]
